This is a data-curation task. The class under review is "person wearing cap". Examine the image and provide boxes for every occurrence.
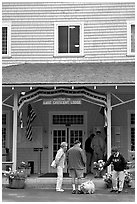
[67,140,86,194]
[91,130,106,174]
[84,133,95,174]
[101,146,127,193]
[55,142,68,192]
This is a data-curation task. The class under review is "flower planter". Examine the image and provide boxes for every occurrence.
[8,178,25,189]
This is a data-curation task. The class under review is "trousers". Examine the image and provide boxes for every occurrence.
[112,170,125,191]
[56,166,63,190]
[86,152,93,173]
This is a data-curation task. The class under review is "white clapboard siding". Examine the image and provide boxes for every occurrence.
[2,2,135,66]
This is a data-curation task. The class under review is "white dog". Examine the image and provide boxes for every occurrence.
[80,180,95,194]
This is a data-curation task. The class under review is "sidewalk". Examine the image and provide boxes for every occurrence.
[3,173,106,190]
[2,173,135,190]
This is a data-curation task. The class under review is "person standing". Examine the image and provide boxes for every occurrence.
[101,146,127,193]
[67,140,86,194]
[55,142,68,192]
[84,133,95,174]
[91,130,106,173]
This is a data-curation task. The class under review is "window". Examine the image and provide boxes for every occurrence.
[2,112,10,149]
[53,114,84,125]
[127,21,135,56]
[2,23,11,57]
[54,22,84,56]
[128,111,135,161]
[130,113,135,151]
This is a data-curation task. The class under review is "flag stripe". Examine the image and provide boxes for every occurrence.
[26,104,36,141]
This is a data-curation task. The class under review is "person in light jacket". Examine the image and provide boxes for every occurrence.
[55,142,68,192]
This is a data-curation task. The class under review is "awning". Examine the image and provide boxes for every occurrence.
[2,62,135,86]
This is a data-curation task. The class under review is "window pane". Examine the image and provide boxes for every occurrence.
[131,113,135,125]
[2,27,7,54]
[131,25,135,53]
[58,26,68,53]
[131,127,135,151]
[2,127,6,148]
[2,114,6,125]
[70,26,80,53]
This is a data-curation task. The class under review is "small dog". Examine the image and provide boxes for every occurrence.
[80,180,95,194]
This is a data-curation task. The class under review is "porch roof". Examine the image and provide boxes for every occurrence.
[2,62,135,86]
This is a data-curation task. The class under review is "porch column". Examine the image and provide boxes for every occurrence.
[107,92,112,174]
[12,91,18,171]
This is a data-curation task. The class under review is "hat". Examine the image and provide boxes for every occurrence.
[60,142,67,147]
[74,140,81,145]
[96,130,101,133]
[111,146,118,153]
[96,128,101,133]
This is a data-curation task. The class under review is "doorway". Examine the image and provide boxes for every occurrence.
[49,111,87,172]
[52,127,84,159]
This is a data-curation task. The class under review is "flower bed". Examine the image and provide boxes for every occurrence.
[103,170,133,189]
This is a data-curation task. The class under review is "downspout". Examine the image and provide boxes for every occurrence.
[12,91,18,171]
[107,92,112,174]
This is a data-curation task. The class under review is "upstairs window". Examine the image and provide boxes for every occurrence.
[127,21,135,56]
[2,23,11,57]
[54,22,84,56]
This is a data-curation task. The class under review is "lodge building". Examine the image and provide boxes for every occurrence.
[2,2,135,174]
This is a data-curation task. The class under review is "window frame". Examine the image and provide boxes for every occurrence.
[127,20,135,56]
[54,22,84,57]
[2,22,11,57]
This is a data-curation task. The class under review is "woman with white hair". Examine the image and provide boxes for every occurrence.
[55,142,68,192]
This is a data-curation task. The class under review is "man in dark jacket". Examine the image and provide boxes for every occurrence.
[102,146,127,193]
[85,133,95,174]
[67,140,86,194]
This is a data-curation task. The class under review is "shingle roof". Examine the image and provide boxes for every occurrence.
[2,62,135,86]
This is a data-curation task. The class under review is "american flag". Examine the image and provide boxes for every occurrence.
[25,104,36,141]
[99,106,107,127]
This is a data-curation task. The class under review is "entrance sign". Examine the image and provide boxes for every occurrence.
[43,98,81,105]
[18,87,107,110]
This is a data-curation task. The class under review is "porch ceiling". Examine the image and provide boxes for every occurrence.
[2,62,135,86]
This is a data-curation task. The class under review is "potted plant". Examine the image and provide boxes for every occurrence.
[4,167,26,189]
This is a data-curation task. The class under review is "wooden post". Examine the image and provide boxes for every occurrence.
[107,93,112,174]
[12,91,18,171]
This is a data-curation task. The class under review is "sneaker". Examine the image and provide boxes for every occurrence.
[72,190,76,194]
[56,189,64,192]
[116,190,122,194]
[110,189,118,193]
[77,190,84,194]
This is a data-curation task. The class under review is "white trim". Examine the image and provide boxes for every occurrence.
[2,22,11,57]
[127,20,135,56]
[54,22,84,57]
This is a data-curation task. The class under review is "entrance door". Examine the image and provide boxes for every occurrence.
[52,128,67,159]
[69,127,84,148]
[51,126,84,172]
[50,112,86,172]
